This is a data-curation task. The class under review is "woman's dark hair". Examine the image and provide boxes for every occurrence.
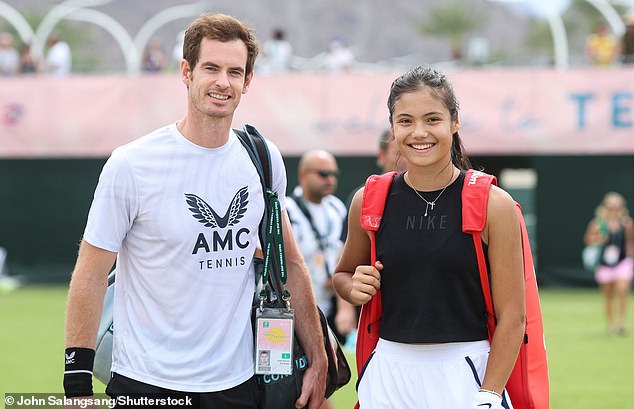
[387,65,472,170]
[183,13,259,77]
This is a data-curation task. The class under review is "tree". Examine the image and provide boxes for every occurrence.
[416,0,487,61]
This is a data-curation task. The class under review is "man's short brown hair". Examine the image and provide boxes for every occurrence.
[182,13,259,76]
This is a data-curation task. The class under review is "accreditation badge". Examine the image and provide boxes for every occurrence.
[312,250,325,268]
[254,308,294,375]
[603,244,620,265]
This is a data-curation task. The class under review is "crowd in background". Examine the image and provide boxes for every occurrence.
[2,10,633,77]
[0,26,358,76]
[0,30,70,76]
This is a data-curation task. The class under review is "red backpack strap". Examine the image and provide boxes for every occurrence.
[462,170,497,232]
[360,172,398,231]
[355,171,396,381]
[361,171,398,264]
[462,169,498,339]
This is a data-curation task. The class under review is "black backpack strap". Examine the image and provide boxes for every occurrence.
[235,124,272,191]
[235,124,273,283]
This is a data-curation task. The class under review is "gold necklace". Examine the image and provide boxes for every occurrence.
[406,170,455,217]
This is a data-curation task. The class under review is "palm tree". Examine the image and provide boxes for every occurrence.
[417,0,487,61]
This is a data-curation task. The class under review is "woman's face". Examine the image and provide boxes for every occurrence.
[391,87,459,170]
[604,195,624,216]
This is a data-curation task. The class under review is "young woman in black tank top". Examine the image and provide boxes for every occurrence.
[584,192,634,335]
[333,66,526,409]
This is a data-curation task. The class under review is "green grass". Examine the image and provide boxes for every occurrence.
[539,289,634,409]
[1,286,633,408]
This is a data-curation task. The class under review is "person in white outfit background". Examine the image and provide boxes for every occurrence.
[45,32,71,76]
[287,149,356,409]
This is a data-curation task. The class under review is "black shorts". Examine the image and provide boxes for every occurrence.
[106,373,261,409]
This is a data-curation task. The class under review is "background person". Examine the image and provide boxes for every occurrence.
[19,43,38,74]
[333,65,525,409]
[0,32,19,76]
[585,22,618,66]
[261,27,293,73]
[287,150,357,342]
[324,36,355,73]
[141,37,168,72]
[375,127,408,176]
[63,13,327,409]
[286,150,355,409]
[45,32,71,76]
[0,246,21,293]
[584,192,634,335]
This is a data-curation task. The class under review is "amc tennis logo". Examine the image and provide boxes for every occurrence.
[185,188,251,254]
[65,352,75,365]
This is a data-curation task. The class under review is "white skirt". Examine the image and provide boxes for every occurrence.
[357,338,514,409]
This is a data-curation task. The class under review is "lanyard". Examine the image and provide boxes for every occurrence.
[261,189,290,303]
[291,193,332,276]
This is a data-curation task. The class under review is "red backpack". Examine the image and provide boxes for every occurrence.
[356,169,549,409]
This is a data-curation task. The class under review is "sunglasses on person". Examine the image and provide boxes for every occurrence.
[308,169,339,178]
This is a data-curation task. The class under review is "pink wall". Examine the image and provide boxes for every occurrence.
[1,68,633,157]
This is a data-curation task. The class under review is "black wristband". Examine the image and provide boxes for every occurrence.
[63,347,95,398]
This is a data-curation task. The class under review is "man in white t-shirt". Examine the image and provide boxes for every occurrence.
[0,32,19,76]
[45,32,71,76]
[63,13,327,409]
[286,150,356,409]
[262,28,293,73]
[324,37,354,73]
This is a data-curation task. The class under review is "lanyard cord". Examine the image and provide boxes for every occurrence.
[261,189,291,304]
[291,193,332,276]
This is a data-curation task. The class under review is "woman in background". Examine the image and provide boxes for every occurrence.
[584,192,634,335]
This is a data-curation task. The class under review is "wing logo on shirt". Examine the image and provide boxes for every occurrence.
[185,187,249,228]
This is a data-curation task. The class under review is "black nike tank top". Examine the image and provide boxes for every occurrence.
[376,171,488,343]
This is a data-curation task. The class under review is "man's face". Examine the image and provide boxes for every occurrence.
[301,156,339,202]
[181,37,252,120]
[259,352,269,365]
[379,139,407,173]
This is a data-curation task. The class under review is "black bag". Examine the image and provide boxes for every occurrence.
[251,257,307,409]
[238,126,350,409]
[320,308,352,398]
[252,259,351,408]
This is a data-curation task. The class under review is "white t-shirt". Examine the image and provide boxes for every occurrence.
[263,40,293,73]
[325,47,354,73]
[286,186,346,316]
[0,47,18,75]
[83,123,287,392]
[45,41,71,76]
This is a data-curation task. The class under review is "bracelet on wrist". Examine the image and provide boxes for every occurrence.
[63,347,95,398]
[479,388,503,399]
